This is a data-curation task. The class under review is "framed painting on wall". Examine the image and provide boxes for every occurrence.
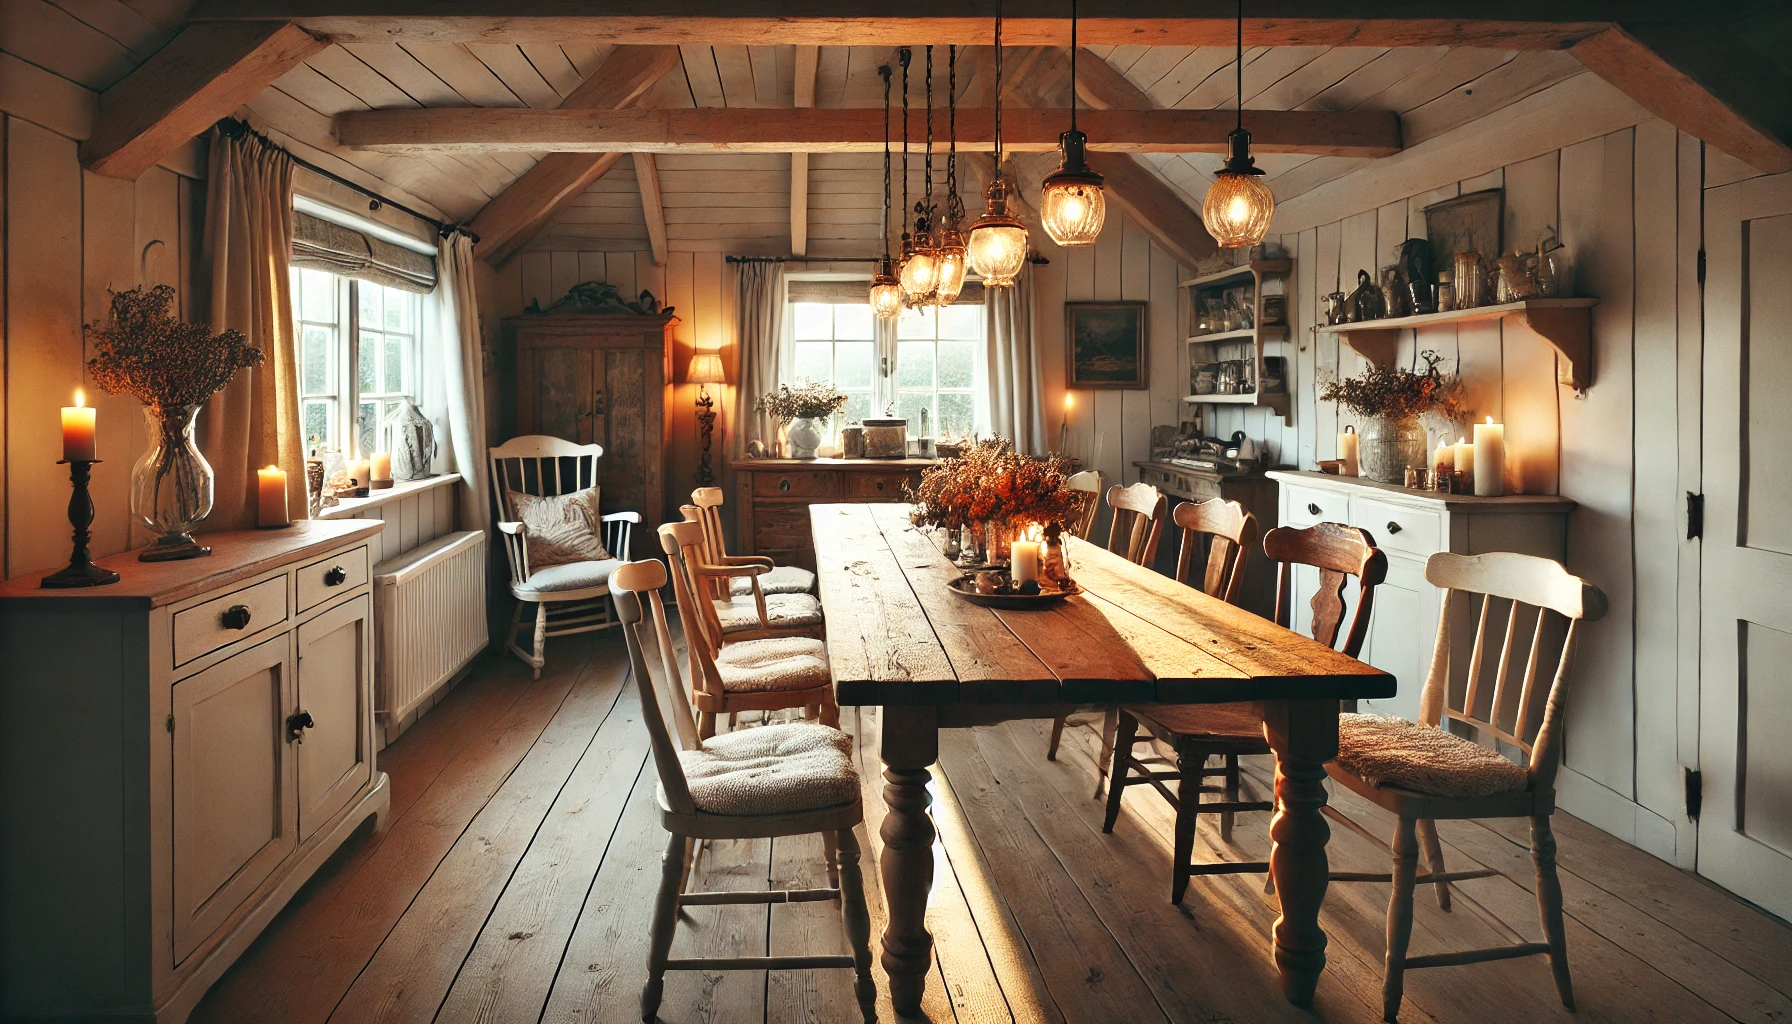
[1065,301,1148,389]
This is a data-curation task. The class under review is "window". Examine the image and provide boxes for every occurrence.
[791,301,876,428]
[896,303,981,438]
[293,268,423,457]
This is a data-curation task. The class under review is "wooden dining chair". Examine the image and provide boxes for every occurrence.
[1327,551,1605,1022]
[1104,521,1387,906]
[659,523,839,739]
[1045,481,1170,792]
[609,559,875,1022]
[489,435,641,679]
[688,487,816,597]
[664,515,824,643]
[1064,470,1103,540]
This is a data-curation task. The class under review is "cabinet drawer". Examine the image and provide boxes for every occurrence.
[297,545,368,612]
[844,472,917,499]
[1139,466,1190,497]
[1353,497,1441,557]
[754,504,815,549]
[1284,484,1349,527]
[752,471,840,498]
[173,576,290,668]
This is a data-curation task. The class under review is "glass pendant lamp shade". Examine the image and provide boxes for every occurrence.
[869,256,903,319]
[933,230,967,305]
[899,233,939,304]
[1201,128,1275,248]
[966,178,1029,287]
[1040,130,1106,246]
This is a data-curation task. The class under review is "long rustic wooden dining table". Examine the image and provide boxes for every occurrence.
[810,502,1396,1014]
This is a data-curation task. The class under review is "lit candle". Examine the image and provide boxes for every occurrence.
[1434,436,1455,473]
[1454,437,1474,479]
[1012,538,1040,584]
[1473,416,1505,496]
[349,459,371,490]
[61,389,96,461]
[370,451,393,485]
[257,465,291,527]
[1337,425,1360,477]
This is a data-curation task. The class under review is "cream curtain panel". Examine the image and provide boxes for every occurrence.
[984,263,1047,455]
[422,232,491,531]
[733,261,787,454]
[201,128,304,529]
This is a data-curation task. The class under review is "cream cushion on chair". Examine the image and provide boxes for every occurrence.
[514,559,622,595]
[714,637,830,692]
[510,485,612,569]
[674,723,859,815]
[713,592,824,632]
[1335,713,1531,799]
[730,565,817,596]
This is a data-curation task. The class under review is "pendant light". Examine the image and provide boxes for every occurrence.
[896,49,939,306]
[965,0,1030,288]
[933,45,968,306]
[1038,0,1106,247]
[869,63,903,319]
[1200,0,1275,248]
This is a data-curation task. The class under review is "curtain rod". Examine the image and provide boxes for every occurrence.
[728,253,1050,265]
[216,118,478,244]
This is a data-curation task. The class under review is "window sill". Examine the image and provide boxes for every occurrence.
[315,473,462,520]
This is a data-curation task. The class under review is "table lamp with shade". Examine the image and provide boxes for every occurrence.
[687,350,726,485]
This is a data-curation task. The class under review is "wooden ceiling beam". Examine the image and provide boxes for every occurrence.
[633,153,668,266]
[82,21,326,180]
[791,45,819,258]
[339,106,1402,157]
[468,44,681,266]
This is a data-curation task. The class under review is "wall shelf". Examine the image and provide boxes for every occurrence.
[1182,391,1291,417]
[1315,297,1599,391]
[1183,258,1294,426]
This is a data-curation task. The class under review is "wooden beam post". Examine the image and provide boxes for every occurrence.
[467,45,681,265]
[82,22,327,180]
[791,45,819,258]
[633,152,668,267]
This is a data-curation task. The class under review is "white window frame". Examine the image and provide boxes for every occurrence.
[893,303,985,439]
[292,268,424,458]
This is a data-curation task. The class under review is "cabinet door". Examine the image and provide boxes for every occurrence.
[171,635,296,962]
[296,595,373,840]
[599,346,648,519]
[521,344,598,444]
[1359,555,1435,722]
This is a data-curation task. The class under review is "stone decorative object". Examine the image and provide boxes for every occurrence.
[385,399,438,481]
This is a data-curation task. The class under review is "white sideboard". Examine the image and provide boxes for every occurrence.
[1266,471,1575,721]
[0,520,389,1024]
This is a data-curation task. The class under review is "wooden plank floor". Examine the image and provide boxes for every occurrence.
[192,634,1792,1024]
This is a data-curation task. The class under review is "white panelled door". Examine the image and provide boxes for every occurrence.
[1700,172,1792,920]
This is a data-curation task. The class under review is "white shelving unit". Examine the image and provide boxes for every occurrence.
[1182,258,1294,424]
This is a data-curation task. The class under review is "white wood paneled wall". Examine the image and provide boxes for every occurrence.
[324,481,460,568]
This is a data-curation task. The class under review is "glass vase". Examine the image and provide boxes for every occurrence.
[132,404,214,561]
[984,522,1012,566]
[1359,413,1429,485]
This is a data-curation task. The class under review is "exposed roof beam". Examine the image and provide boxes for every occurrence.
[632,153,668,266]
[82,21,326,180]
[468,45,681,265]
[339,107,1402,157]
[791,46,819,258]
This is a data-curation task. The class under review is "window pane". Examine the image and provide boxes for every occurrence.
[843,391,872,426]
[938,341,975,389]
[358,402,378,457]
[794,303,833,339]
[300,270,336,324]
[833,303,874,340]
[939,303,981,339]
[359,332,378,391]
[384,333,405,393]
[793,341,832,384]
[897,306,935,339]
[896,341,934,388]
[834,341,874,388]
[384,287,411,332]
[896,391,933,434]
[302,326,332,394]
[303,400,332,448]
[358,284,382,331]
[938,392,975,438]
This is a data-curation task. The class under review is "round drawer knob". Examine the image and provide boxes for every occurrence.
[221,605,252,630]
[875,481,885,490]
[779,479,791,491]
[324,565,348,586]
[1386,520,1403,535]
[1307,502,1323,516]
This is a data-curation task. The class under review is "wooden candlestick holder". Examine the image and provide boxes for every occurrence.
[41,459,120,588]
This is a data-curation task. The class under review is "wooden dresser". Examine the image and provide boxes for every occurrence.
[509,310,675,538]
[0,521,388,1024]
[1132,459,1280,617]
[732,458,931,571]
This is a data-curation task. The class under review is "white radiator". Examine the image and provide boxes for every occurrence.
[373,530,488,728]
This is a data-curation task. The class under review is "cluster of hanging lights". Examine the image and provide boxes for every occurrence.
[964,0,1030,287]
[1200,0,1276,248]
[1038,0,1106,247]
[876,45,970,316]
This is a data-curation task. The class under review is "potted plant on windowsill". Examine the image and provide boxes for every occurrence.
[757,382,849,459]
[1319,350,1463,484]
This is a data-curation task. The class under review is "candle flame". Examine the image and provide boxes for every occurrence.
[265,465,280,472]
[1064,393,1074,410]
[1486,415,1494,424]
[74,389,85,408]
[1458,437,1466,444]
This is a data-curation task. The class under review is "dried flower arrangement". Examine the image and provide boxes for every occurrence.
[757,382,849,421]
[906,438,1079,532]
[1319,349,1464,421]
[85,285,264,410]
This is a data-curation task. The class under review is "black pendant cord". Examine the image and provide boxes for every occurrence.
[1069,0,1078,134]
[881,63,894,258]
[993,0,1004,175]
[947,46,962,226]
[921,46,934,234]
[1235,0,1244,131]
[899,47,912,251]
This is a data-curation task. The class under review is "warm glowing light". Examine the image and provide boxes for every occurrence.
[933,231,967,306]
[967,175,1029,287]
[1202,170,1275,249]
[1064,393,1074,411]
[869,256,903,320]
[1039,130,1106,247]
[74,389,85,408]
[899,234,939,306]
[1487,415,1495,424]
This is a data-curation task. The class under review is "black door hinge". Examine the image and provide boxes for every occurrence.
[1687,492,1704,540]
[1697,249,1707,285]
[1685,767,1703,821]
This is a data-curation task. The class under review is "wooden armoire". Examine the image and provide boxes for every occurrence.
[509,310,677,536]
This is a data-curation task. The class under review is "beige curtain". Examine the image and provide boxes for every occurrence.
[201,129,304,529]
[985,262,1047,455]
[733,261,787,454]
[427,233,490,531]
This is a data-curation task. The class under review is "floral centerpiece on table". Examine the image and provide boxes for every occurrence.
[757,382,849,459]
[86,284,265,560]
[906,438,1079,534]
[1319,349,1463,484]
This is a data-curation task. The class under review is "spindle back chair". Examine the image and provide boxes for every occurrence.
[1104,482,1169,567]
[1065,470,1103,540]
[1172,498,1259,601]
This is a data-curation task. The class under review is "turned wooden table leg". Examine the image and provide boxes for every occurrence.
[880,705,940,1015]
[1261,698,1339,1007]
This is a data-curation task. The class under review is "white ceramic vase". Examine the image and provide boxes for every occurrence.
[786,417,823,459]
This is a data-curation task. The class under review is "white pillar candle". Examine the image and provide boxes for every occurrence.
[1454,438,1474,479]
[1011,539,1040,584]
[60,389,96,461]
[257,465,291,527]
[1473,417,1505,496]
[1338,426,1360,477]
[370,451,392,483]
[1434,436,1456,473]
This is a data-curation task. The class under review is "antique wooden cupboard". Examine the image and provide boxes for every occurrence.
[509,310,676,549]
[731,458,930,571]
[0,521,388,1024]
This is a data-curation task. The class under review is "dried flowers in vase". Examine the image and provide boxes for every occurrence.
[758,382,850,459]
[1319,349,1463,485]
[906,437,1080,538]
